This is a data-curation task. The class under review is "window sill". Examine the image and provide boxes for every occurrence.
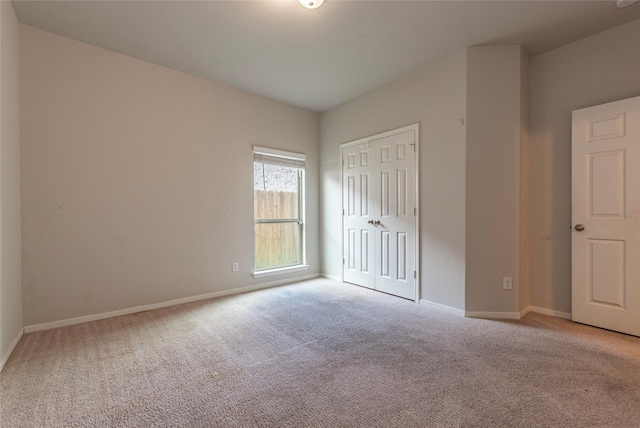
[252,265,309,279]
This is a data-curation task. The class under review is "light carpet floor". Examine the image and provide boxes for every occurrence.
[1,279,640,427]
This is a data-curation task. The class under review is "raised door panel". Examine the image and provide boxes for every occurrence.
[589,239,625,308]
[588,151,625,218]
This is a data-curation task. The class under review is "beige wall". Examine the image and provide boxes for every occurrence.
[1,1,23,368]
[321,50,468,310]
[529,19,640,314]
[20,25,319,326]
[465,46,526,314]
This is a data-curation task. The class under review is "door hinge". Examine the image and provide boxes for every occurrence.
[414,207,416,216]
[414,270,416,279]
[343,258,345,265]
[342,158,345,166]
[343,209,345,215]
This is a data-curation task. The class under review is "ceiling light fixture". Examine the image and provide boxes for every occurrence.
[299,0,324,10]
[616,0,638,7]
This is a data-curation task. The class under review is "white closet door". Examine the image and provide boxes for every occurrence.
[370,130,416,300]
[343,142,374,289]
[342,127,417,301]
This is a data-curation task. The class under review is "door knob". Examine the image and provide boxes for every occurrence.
[374,220,381,225]
[367,219,374,224]
[575,224,585,232]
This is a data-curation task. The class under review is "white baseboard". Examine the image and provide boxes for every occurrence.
[320,273,341,282]
[420,301,523,320]
[420,299,571,321]
[419,301,571,322]
[1,328,24,372]
[24,273,320,333]
[527,305,572,320]
[464,311,523,320]
[419,299,465,316]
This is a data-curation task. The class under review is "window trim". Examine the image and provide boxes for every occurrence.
[252,264,309,279]
[253,146,306,162]
[253,146,306,274]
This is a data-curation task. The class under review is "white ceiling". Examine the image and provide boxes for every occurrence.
[11,0,640,112]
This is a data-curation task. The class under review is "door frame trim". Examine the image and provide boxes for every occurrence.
[340,123,420,302]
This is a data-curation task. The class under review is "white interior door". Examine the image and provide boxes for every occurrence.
[342,126,417,300]
[572,96,640,337]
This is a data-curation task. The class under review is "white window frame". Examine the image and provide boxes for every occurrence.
[252,146,308,278]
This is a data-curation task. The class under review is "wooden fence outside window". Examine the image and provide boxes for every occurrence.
[254,190,300,269]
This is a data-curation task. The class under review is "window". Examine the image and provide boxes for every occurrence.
[253,147,306,275]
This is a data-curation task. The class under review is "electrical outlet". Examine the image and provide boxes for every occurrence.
[232,262,240,272]
[503,277,512,290]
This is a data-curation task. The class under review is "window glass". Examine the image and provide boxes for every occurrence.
[254,223,300,270]
[253,149,305,271]
[254,163,299,220]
